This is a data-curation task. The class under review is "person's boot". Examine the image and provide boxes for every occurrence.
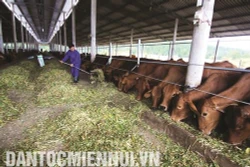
[74,77,78,83]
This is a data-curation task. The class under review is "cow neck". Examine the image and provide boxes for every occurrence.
[212,73,250,109]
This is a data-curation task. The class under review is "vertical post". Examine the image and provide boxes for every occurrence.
[90,0,97,62]
[170,18,179,59]
[142,43,144,58]
[20,16,24,51]
[115,43,118,56]
[27,32,30,51]
[185,0,216,88]
[63,12,67,52]
[59,25,62,54]
[129,28,134,56]
[108,42,112,64]
[25,24,28,51]
[0,19,4,54]
[213,39,220,62]
[137,39,141,65]
[12,3,17,53]
[168,42,172,60]
[71,0,76,46]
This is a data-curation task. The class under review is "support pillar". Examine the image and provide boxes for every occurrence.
[90,0,97,62]
[12,3,17,53]
[213,39,220,62]
[71,0,76,46]
[129,28,134,56]
[63,12,67,52]
[59,25,62,54]
[137,39,141,65]
[108,42,112,64]
[185,0,216,88]
[0,19,4,54]
[20,16,24,51]
[170,18,179,59]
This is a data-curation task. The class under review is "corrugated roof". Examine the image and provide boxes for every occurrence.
[1,0,250,45]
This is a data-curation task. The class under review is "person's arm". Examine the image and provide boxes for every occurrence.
[60,51,70,63]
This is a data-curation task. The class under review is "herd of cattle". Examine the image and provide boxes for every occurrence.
[80,54,250,146]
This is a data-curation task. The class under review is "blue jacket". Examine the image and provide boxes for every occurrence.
[62,50,81,66]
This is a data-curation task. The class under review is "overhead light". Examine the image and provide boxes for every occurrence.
[42,28,44,32]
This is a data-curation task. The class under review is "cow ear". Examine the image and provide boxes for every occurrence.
[188,101,200,116]
[144,90,152,98]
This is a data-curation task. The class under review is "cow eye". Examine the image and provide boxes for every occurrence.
[202,112,207,117]
[177,106,182,110]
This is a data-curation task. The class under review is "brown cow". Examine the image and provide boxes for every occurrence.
[195,71,250,135]
[144,65,187,109]
[118,63,159,92]
[225,105,250,145]
[104,59,125,81]
[145,61,235,110]
[135,59,185,101]
[202,61,236,79]
[171,72,242,122]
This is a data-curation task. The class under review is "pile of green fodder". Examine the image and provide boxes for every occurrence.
[35,60,87,106]
[3,82,216,166]
[0,60,37,127]
[0,59,233,166]
[155,111,250,166]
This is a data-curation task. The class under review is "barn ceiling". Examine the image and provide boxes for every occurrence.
[1,0,250,46]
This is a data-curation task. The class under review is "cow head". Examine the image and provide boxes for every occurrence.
[225,105,250,145]
[135,77,151,101]
[171,94,195,122]
[117,72,129,91]
[198,99,225,135]
[144,86,163,109]
[119,72,139,93]
[234,105,250,130]
[160,84,181,111]
[227,123,250,145]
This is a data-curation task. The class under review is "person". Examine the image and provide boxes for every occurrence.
[60,44,81,83]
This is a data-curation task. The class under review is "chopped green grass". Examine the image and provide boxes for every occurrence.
[1,59,249,166]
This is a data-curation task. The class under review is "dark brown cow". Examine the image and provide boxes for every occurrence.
[135,59,185,101]
[225,105,250,145]
[104,59,125,81]
[144,65,187,109]
[195,71,250,135]
[171,72,241,122]
[135,64,171,100]
[118,63,159,92]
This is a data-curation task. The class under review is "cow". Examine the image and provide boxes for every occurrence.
[224,105,250,145]
[194,70,250,135]
[118,63,159,93]
[170,72,242,122]
[104,58,126,81]
[110,60,137,86]
[144,65,187,109]
[135,59,185,101]
[202,61,236,79]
